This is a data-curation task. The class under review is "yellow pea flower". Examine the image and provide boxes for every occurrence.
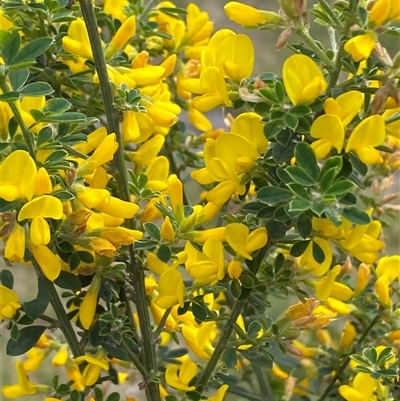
[160,216,175,242]
[182,66,232,112]
[155,269,185,309]
[52,344,69,367]
[369,0,400,26]
[74,350,109,387]
[283,54,327,105]
[299,238,332,276]
[190,227,226,243]
[314,265,341,301]
[168,178,184,222]
[122,110,154,143]
[106,15,136,58]
[376,255,400,281]
[225,223,268,260]
[185,239,225,284]
[129,134,165,165]
[73,127,107,154]
[0,285,21,320]
[0,150,37,201]
[344,33,376,62]
[188,105,213,132]
[4,223,25,262]
[339,321,356,350]
[30,245,61,281]
[100,226,143,246]
[34,167,52,196]
[0,9,14,31]
[79,273,101,330]
[62,18,93,60]
[103,0,129,22]
[228,259,243,279]
[345,115,386,164]
[1,360,50,399]
[338,372,376,401]
[150,301,177,330]
[354,263,371,298]
[77,133,118,176]
[165,357,197,391]
[225,2,282,27]
[206,384,229,401]
[383,107,400,139]
[145,156,171,191]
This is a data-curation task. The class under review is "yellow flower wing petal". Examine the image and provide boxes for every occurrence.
[310,114,344,153]
[18,195,63,220]
[346,115,386,150]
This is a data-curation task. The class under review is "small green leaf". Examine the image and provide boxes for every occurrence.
[284,113,298,131]
[231,279,242,298]
[37,126,53,146]
[312,241,325,264]
[44,150,68,164]
[143,222,161,241]
[239,274,254,289]
[1,32,21,65]
[320,157,343,180]
[42,112,87,123]
[290,240,310,257]
[70,390,81,401]
[266,220,287,240]
[297,212,312,238]
[259,88,279,103]
[42,98,72,114]
[275,80,285,103]
[20,82,54,97]
[0,91,20,101]
[157,244,171,263]
[0,269,14,288]
[192,302,207,322]
[11,324,20,341]
[12,37,53,65]
[23,275,50,319]
[287,183,310,201]
[106,392,120,401]
[240,348,273,368]
[258,186,294,204]
[341,206,370,225]
[159,7,188,14]
[52,190,75,202]
[248,321,263,337]
[9,68,29,91]
[288,199,311,212]
[263,119,284,139]
[221,348,237,368]
[290,105,312,117]
[294,142,319,181]
[319,167,338,192]
[54,271,82,291]
[286,166,315,186]
[6,326,46,356]
[325,179,355,196]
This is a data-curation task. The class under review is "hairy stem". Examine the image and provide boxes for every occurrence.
[316,313,381,401]
[0,78,36,159]
[121,339,150,380]
[138,0,159,23]
[78,2,160,399]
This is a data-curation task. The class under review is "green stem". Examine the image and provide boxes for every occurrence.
[385,111,400,125]
[316,313,381,401]
[153,307,172,341]
[318,0,343,30]
[121,339,151,380]
[253,365,275,401]
[295,26,334,68]
[33,260,83,358]
[78,3,160,400]
[0,78,36,159]
[138,0,159,23]
[197,299,246,388]
[227,386,265,401]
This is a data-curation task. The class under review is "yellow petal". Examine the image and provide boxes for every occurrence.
[310,114,344,153]
[30,245,61,281]
[30,217,51,246]
[344,33,376,62]
[18,195,63,220]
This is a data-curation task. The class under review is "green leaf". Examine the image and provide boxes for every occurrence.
[11,324,20,341]
[325,179,355,196]
[1,32,20,65]
[231,279,242,298]
[287,183,310,201]
[42,98,72,114]
[157,244,171,263]
[239,274,254,289]
[258,187,294,204]
[284,113,298,131]
[290,105,312,117]
[240,348,273,368]
[42,112,87,123]
[263,119,284,139]
[192,302,207,322]
[6,326,46,356]
[275,80,285,103]
[341,206,370,225]
[288,199,311,212]
[294,142,319,181]
[319,167,338,192]
[221,348,237,368]
[290,240,310,257]
[12,37,53,65]
[286,166,315,186]
[297,212,312,238]
[0,91,20,101]
[0,269,14,289]
[70,390,81,401]
[248,321,263,337]
[52,190,75,202]
[37,126,53,146]
[54,271,82,291]
[272,140,296,163]
[158,7,188,14]
[9,68,29,91]
[312,241,325,264]
[143,222,161,241]
[266,220,287,240]
[106,393,120,401]
[23,275,50,319]
[20,82,54,97]
[45,150,68,164]
[259,88,279,103]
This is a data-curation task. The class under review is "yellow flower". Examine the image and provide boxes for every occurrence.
[340,321,356,350]
[129,135,165,166]
[155,269,185,309]
[205,384,229,401]
[103,0,129,22]
[34,167,52,196]
[62,18,93,59]
[225,223,268,260]
[77,133,118,176]
[369,0,400,26]
[106,15,136,58]
[344,33,376,62]
[165,357,197,391]
[0,285,21,320]
[1,360,49,399]
[383,107,400,139]
[354,263,371,298]
[185,238,225,284]
[339,372,376,401]
[30,245,62,281]
[0,9,14,31]
[283,54,327,105]
[182,66,232,112]
[79,273,101,330]
[74,351,109,386]
[0,150,37,201]
[345,115,386,164]
[52,344,69,367]
[224,2,282,27]
[228,259,243,279]
[299,238,333,276]
[160,216,175,242]
[4,223,25,262]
